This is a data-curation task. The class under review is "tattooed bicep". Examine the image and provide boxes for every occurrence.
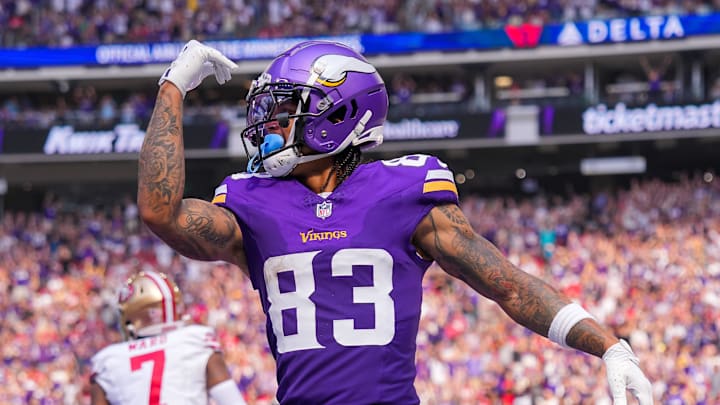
[434,204,475,234]
[413,204,476,265]
[177,199,238,247]
[158,198,243,262]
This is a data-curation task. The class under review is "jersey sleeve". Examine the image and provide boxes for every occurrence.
[415,155,459,207]
[407,155,459,239]
[211,177,232,207]
[182,324,222,352]
[209,172,270,227]
[382,154,460,245]
[89,346,119,394]
[391,154,459,207]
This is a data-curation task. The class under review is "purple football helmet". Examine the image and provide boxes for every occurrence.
[242,41,389,176]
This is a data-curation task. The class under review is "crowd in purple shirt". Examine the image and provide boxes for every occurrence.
[1,0,716,48]
[0,172,718,404]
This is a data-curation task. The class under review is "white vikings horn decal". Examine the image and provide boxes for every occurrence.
[312,55,377,87]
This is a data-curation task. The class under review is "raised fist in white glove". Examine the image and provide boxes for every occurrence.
[603,340,653,405]
[159,40,238,98]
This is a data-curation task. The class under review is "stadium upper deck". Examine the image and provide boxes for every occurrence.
[1,0,715,48]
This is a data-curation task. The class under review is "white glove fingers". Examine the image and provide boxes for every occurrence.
[208,48,239,70]
[158,39,235,98]
[635,391,653,405]
[215,66,231,85]
[630,377,654,405]
[200,63,217,86]
[204,48,236,85]
[604,340,654,405]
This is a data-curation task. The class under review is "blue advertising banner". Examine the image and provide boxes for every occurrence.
[0,13,716,68]
[546,14,690,46]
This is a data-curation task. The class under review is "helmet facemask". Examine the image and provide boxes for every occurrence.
[242,82,332,176]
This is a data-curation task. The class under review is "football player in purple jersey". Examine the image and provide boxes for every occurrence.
[138,40,653,404]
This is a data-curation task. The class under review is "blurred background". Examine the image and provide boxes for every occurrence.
[1,1,719,404]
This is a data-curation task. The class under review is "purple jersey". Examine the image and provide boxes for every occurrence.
[212,154,458,404]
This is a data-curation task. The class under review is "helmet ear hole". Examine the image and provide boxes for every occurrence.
[350,99,358,119]
[327,105,347,124]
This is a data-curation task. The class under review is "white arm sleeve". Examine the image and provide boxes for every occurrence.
[209,379,247,405]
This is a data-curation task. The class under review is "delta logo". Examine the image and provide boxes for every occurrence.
[300,229,348,244]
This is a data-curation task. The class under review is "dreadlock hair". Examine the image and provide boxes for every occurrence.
[319,146,365,193]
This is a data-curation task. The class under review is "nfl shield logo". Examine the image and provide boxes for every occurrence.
[316,200,333,219]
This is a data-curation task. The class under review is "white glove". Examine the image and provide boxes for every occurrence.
[602,339,653,405]
[158,40,238,98]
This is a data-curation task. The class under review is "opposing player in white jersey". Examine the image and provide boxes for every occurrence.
[90,270,246,405]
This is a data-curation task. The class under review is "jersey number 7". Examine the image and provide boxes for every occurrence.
[130,350,166,405]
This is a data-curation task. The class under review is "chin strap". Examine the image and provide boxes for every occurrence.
[246,154,262,173]
[262,145,327,177]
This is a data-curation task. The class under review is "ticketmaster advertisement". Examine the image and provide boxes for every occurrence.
[539,101,720,136]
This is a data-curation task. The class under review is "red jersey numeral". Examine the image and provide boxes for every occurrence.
[130,350,166,405]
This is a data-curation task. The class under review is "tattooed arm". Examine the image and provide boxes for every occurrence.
[412,204,618,357]
[138,83,244,267]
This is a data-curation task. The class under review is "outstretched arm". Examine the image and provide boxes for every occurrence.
[413,204,615,355]
[413,204,653,404]
[138,41,244,265]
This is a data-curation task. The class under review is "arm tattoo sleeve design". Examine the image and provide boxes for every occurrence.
[149,200,239,262]
[427,204,615,357]
[138,89,185,218]
[178,201,236,248]
[138,89,241,263]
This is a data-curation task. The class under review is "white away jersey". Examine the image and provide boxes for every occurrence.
[91,324,220,405]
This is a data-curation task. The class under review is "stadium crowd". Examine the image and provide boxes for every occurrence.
[0,0,717,47]
[0,172,718,404]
